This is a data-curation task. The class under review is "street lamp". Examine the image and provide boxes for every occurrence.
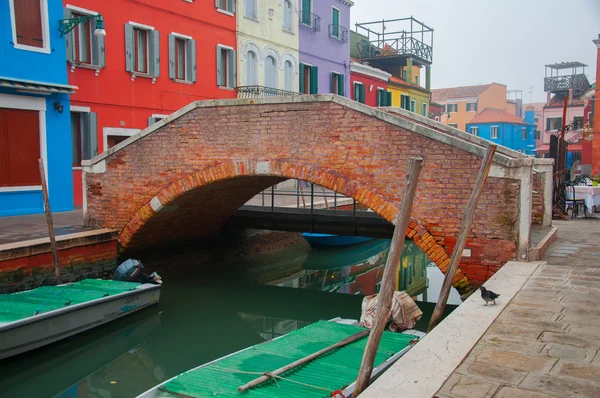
[59,14,106,37]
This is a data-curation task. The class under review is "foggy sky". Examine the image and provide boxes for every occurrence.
[350,0,600,103]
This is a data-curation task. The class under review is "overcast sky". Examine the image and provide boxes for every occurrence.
[350,0,600,103]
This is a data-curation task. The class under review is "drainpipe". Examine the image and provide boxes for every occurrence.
[407,58,413,84]
[425,65,431,91]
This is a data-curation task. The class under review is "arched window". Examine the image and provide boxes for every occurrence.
[245,0,257,19]
[245,50,257,86]
[265,55,277,89]
[284,60,293,92]
[283,0,293,32]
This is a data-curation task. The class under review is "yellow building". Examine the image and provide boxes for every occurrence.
[388,75,431,117]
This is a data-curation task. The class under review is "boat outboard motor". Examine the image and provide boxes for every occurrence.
[113,259,162,285]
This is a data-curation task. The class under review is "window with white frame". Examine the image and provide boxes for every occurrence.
[70,109,98,167]
[125,23,160,78]
[490,126,499,139]
[353,82,365,104]
[301,0,312,26]
[422,103,427,117]
[414,75,419,86]
[64,6,105,69]
[245,0,257,19]
[546,117,562,131]
[469,126,478,136]
[400,94,410,110]
[447,103,458,113]
[245,50,258,86]
[466,102,478,112]
[331,72,344,95]
[410,100,416,113]
[265,56,278,89]
[331,7,341,38]
[10,0,49,52]
[169,33,196,82]
[217,45,236,88]
[283,0,293,32]
[284,60,293,91]
[216,0,235,14]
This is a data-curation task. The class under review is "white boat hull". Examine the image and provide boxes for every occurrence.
[0,283,161,360]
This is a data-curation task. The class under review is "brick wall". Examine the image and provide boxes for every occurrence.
[85,100,522,290]
[532,172,543,224]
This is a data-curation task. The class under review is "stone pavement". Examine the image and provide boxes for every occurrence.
[436,219,600,398]
[0,209,90,245]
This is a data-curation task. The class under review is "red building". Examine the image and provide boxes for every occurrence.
[64,0,237,205]
[349,60,391,107]
[429,101,442,121]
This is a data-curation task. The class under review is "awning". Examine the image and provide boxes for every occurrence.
[0,76,78,95]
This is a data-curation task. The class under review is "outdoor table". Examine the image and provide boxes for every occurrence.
[572,185,600,213]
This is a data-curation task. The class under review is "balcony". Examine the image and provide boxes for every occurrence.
[299,11,321,32]
[328,24,348,43]
[236,85,299,99]
[543,74,590,96]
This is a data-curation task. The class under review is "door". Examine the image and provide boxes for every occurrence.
[0,108,40,187]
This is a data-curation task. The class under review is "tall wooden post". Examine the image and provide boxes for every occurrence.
[354,157,424,396]
[427,145,497,332]
[39,159,61,284]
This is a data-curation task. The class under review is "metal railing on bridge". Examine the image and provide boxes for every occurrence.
[236,85,299,99]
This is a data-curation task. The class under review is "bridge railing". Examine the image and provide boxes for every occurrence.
[236,85,299,99]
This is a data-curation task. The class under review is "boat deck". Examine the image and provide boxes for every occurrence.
[157,320,415,397]
[0,279,141,323]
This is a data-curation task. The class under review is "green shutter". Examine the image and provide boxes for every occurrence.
[359,85,365,104]
[330,72,335,93]
[299,63,305,93]
[386,91,392,106]
[338,73,344,96]
[302,0,311,24]
[310,65,318,94]
[332,8,340,37]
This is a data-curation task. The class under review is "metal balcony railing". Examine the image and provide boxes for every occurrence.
[299,11,321,32]
[328,24,348,43]
[544,74,590,95]
[236,85,299,99]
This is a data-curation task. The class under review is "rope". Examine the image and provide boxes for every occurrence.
[207,365,336,395]
[33,283,74,315]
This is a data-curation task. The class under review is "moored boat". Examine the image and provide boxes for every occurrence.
[137,318,424,398]
[302,233,374,248]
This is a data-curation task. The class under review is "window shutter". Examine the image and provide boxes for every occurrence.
[215,0,219,8]
[299,63,305,93]
[82,112,98,160]
[148,117,157,126]
[188,39,197,82]
[64,8,74,62]
[338,74,344,97]
[309,65,318,94]
[92,17,106,68]
[168,34,175,79]
[330,72,334,93]
[216,46,223,86]
[359,85,365,104]
[558,117,562,130]
[124,24,134,72]
[149,30,160,77]
[386,91,392,106]
[228,49,236,88]
[227,0,235,12]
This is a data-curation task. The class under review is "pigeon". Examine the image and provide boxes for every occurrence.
[479,286,500,306]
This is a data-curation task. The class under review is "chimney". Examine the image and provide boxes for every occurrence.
[546,91,551,105]
[569,88,573,104]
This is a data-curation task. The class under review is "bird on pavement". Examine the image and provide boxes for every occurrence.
[479,286,500,306]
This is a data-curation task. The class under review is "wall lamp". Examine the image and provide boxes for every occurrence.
[59,14,106,37]
[53,100,64,114]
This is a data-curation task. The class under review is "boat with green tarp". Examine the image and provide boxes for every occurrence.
[138,319,421,398]
[0,278,161,360]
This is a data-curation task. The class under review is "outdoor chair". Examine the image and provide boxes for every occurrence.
[564,182,588,219]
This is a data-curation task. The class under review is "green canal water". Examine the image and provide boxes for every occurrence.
[0,238,461,398]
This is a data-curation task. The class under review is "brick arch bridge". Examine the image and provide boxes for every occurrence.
[83,95,552,289]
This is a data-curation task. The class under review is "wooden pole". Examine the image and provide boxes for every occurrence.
[427,145,497,333]
[39,159,60,284]
[354,157,424,396]
[238,329,370,392]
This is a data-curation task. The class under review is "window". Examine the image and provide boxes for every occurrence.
[353,82,365,104]
[534,130,540,140]
[522,128,528,140]
[216,0,235,14]
[265,56,278,89]
[447,103,458,113]
[11,0,47,51]
[469,126,478,136]
[410,100,416,113]
[441,104,446,113]
[448,123,458,128]
[466,102,478,112]
[125,23,160,77]
[284,60,293,92]
[301,0,312,25]
[70,111,98,166]
[0,108,41,187]
[65,7,106,69]
[331,72,344,96]
[299,63,318,94]
[148,114,169,126]
[217,45,236,88]
[245,50,258,86]
[414,75,419,86]
[402,69,407,81]
[546,117,562,131]
[573,116,584,130]
[435,116,440,121]
[169,34,196,82]
[283,0,293,32]
[245,0,257,19]
[331,7,340,38]
[422,103,427,117]
[400,94,410,110]
[490,126,499,139]
[72,13,91,63]
[376,88,391,106]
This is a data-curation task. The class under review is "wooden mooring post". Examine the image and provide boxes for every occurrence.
[354,157,424,396]
[39,159,61,284]
[427,145,497,332]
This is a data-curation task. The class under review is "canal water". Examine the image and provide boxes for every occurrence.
[0,238,461,398]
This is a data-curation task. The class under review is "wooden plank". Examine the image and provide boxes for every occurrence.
[427,145,497,333]
[354,157,424,396]
[39,159,60,284]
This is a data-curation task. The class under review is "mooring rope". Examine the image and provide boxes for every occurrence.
[33,283,74,315]
[207,365,334,394]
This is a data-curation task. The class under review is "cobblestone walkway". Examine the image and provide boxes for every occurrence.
[436,219,600,398]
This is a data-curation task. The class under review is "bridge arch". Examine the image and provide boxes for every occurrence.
[119,160,470,290]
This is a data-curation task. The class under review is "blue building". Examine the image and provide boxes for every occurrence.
[466,108,536,155]
[0,0,76,216]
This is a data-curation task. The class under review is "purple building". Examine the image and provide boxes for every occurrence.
[298,0,353,97]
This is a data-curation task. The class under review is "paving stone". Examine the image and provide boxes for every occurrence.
[520,374,600,398]
[480,334,546,354]
[552,360,600,381]
[540,332,600,350]
[494,318,566,333]
[493,386,556,398]
[440,374,499,398]
[475,347,556,372]
[541,343,594,362]
[487,323,544,339]
[464,362,528,384]
[502,307,556,321]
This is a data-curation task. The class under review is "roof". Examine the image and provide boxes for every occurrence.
[544,94,586,108]
[545,61,587,70]
[468,108,527,125]
[388,76,430,94]
[350,60,391,82]
[431,83,495,102]
[0,76,78,95]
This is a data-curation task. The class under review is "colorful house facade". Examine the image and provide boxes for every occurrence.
[1,0,76,216]
[298,0,353,97]
[236,0,299,95]
[349,60,390,107]
[64,0,237,205]
[466,108,536,155]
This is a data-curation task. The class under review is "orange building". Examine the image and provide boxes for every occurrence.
[64,0,236,205]
[431,83,516,131]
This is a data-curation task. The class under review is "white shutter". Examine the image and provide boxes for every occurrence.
[124,24,134,72]
[168,34,175,79]
[149,30,160,77]
[187,39,196,82]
